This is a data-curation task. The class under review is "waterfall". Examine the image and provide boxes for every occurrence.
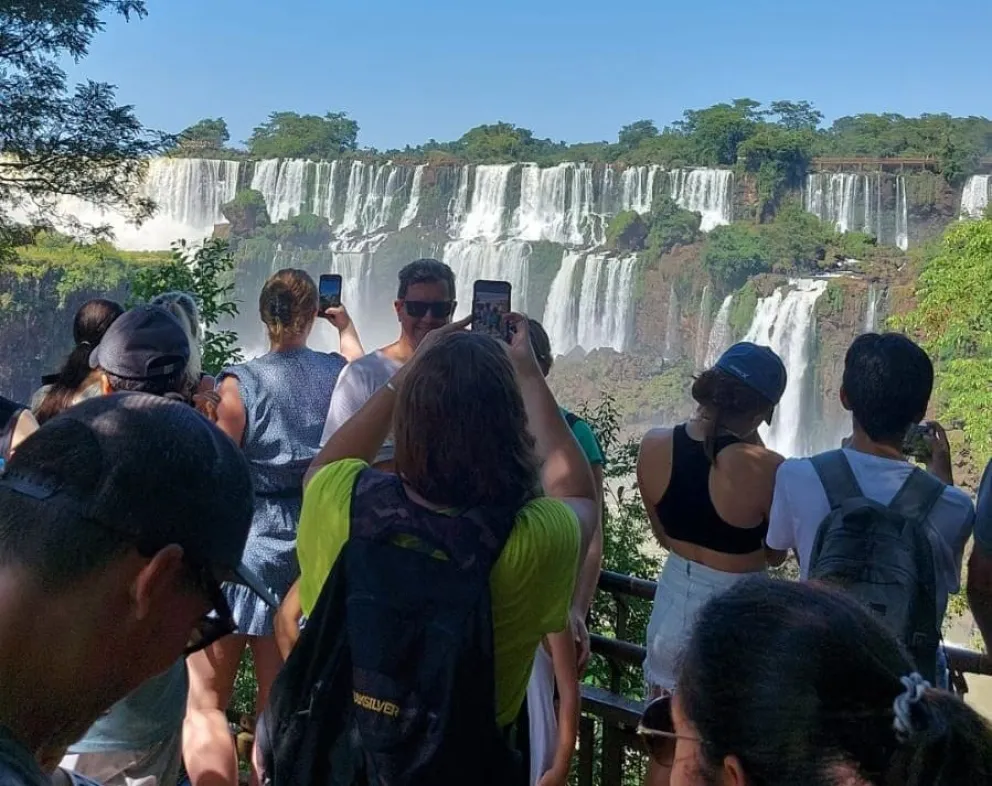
[544,251,583,354]
[399,165,425,229]
[704,294,734,367]
[669,169,733,231]
[448,165,471,233]
[864,283,879,333]
[250,159,308,222]
[693,285,713,369]
[619,166,660,214]
[40,157,241,250]
[895,176,909,251]
[744,278,828,457]
[543,252,636,353]
[961,175,991,218]
[804,173,859,233]
[457,164,513,240]
[312,161,339,224]
[663,284,680,361]
[443,239,530,317]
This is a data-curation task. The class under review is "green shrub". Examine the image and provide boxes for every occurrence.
[703,224,771,289]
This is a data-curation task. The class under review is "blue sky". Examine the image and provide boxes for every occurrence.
[69,0,992,151]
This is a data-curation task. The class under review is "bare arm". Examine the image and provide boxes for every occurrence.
[213,376,247,447]
[637,432,671,550]
[10,409,38,453]
[572,463,604,615]
[321,306,365,363]
[274,579,303,661]
[540,630,579,786]
[968,547,992,647]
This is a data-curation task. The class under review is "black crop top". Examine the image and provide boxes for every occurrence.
[654,424,768,555]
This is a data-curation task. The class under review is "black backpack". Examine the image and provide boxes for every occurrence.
[262,468,525,786]
[807,450,945,682]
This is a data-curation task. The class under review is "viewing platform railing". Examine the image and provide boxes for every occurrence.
[577,570,992,786]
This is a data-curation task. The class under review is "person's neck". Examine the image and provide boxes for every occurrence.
[847,424,905,462]
[691,408,755,439]
[383,334,418,364]
[0,571,106,754]
[269,335,308,353]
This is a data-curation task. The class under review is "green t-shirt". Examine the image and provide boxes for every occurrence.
[561,408,605,467]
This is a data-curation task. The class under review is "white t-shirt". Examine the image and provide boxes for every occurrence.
[320,350,403,466]
[767,449,975,623]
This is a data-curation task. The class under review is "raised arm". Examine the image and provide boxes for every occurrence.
[320,306,365,363]
[506,315,598,558]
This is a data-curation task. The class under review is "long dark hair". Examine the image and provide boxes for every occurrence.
[678,579,992,786]
[393,332,540,511]
[35,299,124,424]
[691,368,773,464]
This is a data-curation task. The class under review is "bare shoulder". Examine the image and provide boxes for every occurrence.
[720,442,784,480]
[639,427,673,453]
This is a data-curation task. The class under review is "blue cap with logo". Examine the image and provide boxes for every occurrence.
[715,342,788,405]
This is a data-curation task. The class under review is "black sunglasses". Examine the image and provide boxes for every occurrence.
[403,300,455,319]
[184,562,238,656]
[636,694,700,767]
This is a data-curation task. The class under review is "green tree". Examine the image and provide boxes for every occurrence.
[674,98,763,165]
[222,189,270,237]
[768,100,823,131]
[248,111,359,160]
[129,238,243,374]
[177,118,230,152]
[618,120,659,151]
[702,223,772,288]
[453,123,564,163]
[0,1,165,251]
[737,126,816,217]
[644,196,701,257]
[898,218,992,466]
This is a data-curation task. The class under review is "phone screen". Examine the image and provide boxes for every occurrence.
[319,274,342,311]
[471,280,512,342]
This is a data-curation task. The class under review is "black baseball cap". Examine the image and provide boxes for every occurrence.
[90,305,191,380]
[0,393,276,607]
[716,342,788,406]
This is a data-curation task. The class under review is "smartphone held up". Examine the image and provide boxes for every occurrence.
[470,280,512,343]
[318,274,342,312]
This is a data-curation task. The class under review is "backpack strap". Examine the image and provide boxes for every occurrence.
[888,468,946,525]
[810,450,863,509]
[563,411,581,429]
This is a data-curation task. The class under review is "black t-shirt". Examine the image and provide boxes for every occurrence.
[0,726,49,786]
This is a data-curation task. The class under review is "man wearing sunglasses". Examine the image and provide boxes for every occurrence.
[0,393,272,786]
[320,258,456,471]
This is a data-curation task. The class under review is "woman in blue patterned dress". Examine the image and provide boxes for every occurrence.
[184,268,364,786]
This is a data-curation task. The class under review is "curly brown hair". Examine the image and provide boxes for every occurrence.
[393,332,540,510]
[259,269,317,343]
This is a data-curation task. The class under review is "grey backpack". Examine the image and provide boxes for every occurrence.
[807,450,944,682]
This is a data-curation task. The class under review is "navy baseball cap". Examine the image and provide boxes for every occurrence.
[715,342,788,406]
[0,393,276,608]
[90,305,190,381]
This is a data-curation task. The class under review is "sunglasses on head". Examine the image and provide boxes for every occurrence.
[184,562,238,656]
[637,694,700,767]
[403,300,454,319]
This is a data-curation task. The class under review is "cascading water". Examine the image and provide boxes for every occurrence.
[805,173,859,233]
[250,159,308,223]
[663,284,680,361]
[444,239,530,317]
[693,285,712,369]
[669,169,733,231]
[864,283,879,333]
[515,163,598,246]
[457,164,513,241]
[618,166,660,214]
[544,252,636,353]
[399,165,425,229]
[895,176,909,251]
[744,278,828,457]
[704,295,734,368]
[961,175,991,218]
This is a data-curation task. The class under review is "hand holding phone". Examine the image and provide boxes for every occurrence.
[471,280,512,343]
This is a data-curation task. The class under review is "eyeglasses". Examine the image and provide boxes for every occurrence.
[636,694,701,767]
[184,562,238,656]
[403,300,454,319]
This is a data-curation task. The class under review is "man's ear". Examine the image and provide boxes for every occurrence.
[100,373,114,395]
[132,544,186,621]
[839,385,851,412]
[720,754,747,786]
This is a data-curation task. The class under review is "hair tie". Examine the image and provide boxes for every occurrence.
[77,340,93,348]
[893,672,930,743]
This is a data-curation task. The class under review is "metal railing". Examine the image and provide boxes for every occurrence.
[577,570,992,786]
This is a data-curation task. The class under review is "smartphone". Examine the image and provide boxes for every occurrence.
[903,423,933,462]
[318,274,342,312]
[471,280,512,342]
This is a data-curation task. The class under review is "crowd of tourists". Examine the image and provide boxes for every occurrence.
[0,257,991,786]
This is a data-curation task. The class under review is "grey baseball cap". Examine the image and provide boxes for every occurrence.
[89,305,191,380]
[0,393,276,608]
